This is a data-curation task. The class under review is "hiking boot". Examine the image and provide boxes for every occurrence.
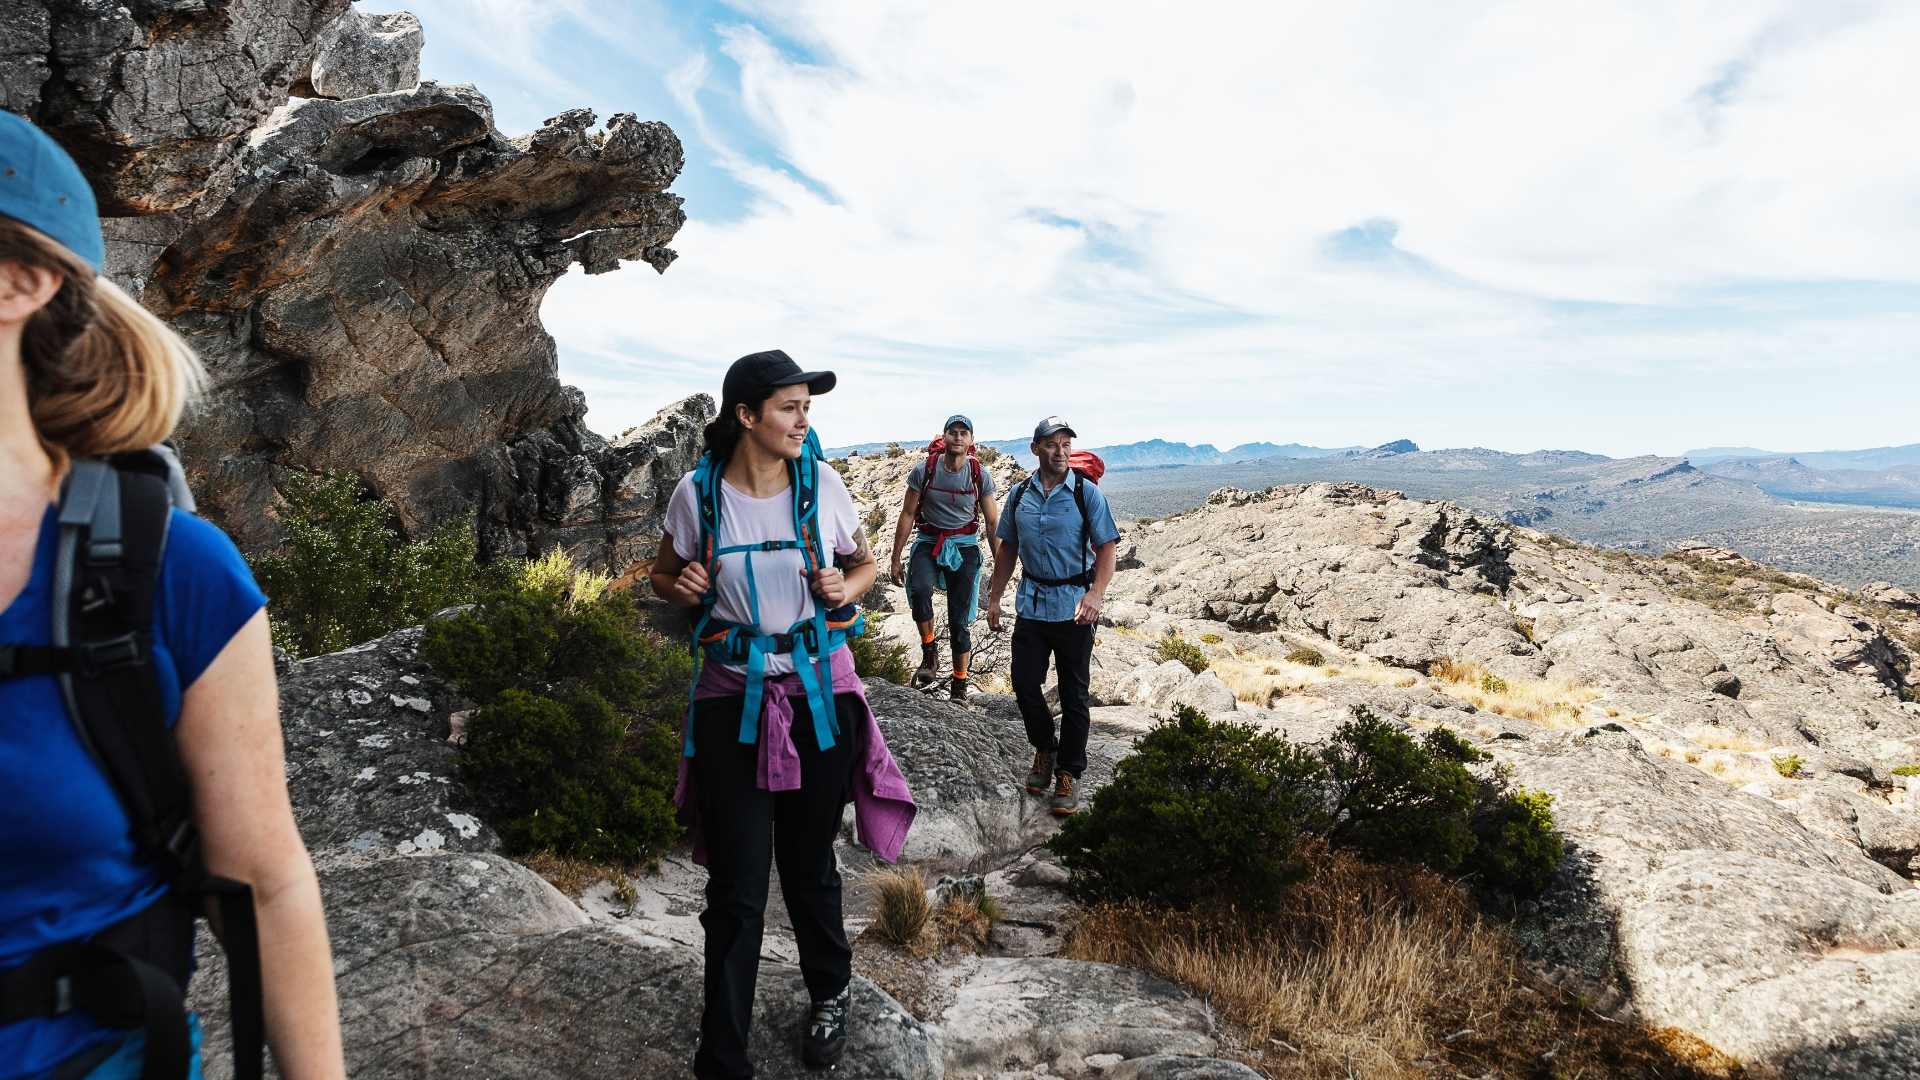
[1050,771,1079,816]
[1024,751,1055,795]
[948,675,970,704]
[912,642,939,688]
[802,985,850,1069]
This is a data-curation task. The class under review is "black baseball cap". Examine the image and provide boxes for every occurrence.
[723,349,836,403]
[1032,415,1076,440]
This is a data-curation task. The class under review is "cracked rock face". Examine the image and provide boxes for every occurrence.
[6,1,695,574]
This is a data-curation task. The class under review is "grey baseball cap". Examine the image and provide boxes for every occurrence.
[1032,415,1076,440]
[943,414,973,433]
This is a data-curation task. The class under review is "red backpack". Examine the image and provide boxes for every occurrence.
[1004,450,1107,588]
[915,437,985,525]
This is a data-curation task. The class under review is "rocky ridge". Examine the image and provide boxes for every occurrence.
[839,460,1920,1078]
[4,0,700,572]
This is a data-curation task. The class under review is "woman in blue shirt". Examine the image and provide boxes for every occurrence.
[0,114,344,1078]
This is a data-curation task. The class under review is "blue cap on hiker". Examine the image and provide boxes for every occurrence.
[723,349,836,403]
[1033,416,1076,440]
[944,414,973,433]
[0,112,104,272]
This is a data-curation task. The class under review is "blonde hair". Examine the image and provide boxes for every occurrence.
[2,218,205,476]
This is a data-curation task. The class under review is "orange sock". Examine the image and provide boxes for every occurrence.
[920,629,936,645]
[952,670,967,681]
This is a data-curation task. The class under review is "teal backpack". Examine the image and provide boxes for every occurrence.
[683,429,865,755]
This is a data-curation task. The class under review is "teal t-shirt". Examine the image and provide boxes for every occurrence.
[0,505,266,1078]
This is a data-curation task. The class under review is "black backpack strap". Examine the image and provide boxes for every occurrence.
[44,456,264,1080]
[1071,473,1090,584]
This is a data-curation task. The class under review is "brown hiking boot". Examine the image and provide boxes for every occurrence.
[912,641,939,688]
[1024,751,1055,795]
[948,675,970,704]
[1050,771,1079,816]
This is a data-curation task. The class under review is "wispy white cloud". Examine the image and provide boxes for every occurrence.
[378,0,1920,455]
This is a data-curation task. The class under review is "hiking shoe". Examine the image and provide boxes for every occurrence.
[948,676,970,704]
[802,985,850,1069]
[1024,751,1054,795]
[1050,771,1079,816]
[912,642,939,688]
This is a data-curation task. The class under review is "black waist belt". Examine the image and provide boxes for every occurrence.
[1024,570,1093,588]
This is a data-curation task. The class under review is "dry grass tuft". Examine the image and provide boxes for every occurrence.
[1064,848,1743,1079]
[518,850,633,903]
[866,865,932,950]
[1428,659,1599,727]
[1209,649,1417,706]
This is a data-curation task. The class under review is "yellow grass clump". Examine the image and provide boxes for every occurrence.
[1064,849,1743,1080]
[1428,658,1599,728]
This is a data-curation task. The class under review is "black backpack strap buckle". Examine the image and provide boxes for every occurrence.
[78,633,143,675]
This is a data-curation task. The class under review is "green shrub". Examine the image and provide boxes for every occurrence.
[1285,645,1326,667]
[849,617,915,686]
[977,446,1001,464]
[1199,632,1223,645]
[1050,706,1565,909]
[1899,686,1920,705]
[1468,782,1561,896]
[1321,711,1481,873]
[1772,754,1806,779]
[1892,764,1920,777]
[422,552,690,866]
[251,471,500,658]
[1156,632,1210,674]
[1480,672,1510,695]
[1049,706,1330,913]
[885,442,905,458]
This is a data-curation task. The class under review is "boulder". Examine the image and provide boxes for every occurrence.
[308,9,423,99]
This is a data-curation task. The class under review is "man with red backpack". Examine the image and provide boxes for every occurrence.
[889,415,1001,702]
[985,416,1119,816]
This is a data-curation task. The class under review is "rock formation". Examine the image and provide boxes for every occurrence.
[832,454,1920,1076]
[4,0,699,572]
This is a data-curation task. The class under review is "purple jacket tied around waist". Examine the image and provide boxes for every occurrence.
[674,646,916,864]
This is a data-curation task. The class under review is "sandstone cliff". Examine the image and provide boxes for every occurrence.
[3,0,700,572]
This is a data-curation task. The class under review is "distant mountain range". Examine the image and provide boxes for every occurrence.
[1683,443,1920,471]
[825,436,1376,470]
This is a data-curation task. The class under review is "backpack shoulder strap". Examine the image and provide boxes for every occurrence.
[1072,473,1091,580]
[53,457,194,871]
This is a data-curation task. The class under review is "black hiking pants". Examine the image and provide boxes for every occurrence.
[1010,616,1095,778]
[690,692,858,1080]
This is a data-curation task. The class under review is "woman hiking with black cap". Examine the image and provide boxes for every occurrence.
[651,350,915,1078]
[0,113,344,1078]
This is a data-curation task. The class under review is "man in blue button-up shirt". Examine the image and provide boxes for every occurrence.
[985,416,1120,815]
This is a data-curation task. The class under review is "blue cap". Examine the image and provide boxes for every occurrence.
[943,414,973,433]
[0,112,104,272]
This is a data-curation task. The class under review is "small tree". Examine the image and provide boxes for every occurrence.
[251,471,497,657]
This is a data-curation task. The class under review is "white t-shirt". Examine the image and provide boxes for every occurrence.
[663,463,862,675]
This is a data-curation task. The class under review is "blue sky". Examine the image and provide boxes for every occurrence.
[362,1,1920,458]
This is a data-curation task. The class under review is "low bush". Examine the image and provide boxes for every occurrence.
[1050,706,1564,911]
[1772,754,1806,779]
[422,552,689,866]
[1284,645,1325,666]
[1156,632,1210,674]
[1480,672,1510,694]
[1199,632,1223,645]
[1050,707,1329,913]
[251,471,501,657]
[1892,763,1920,777]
